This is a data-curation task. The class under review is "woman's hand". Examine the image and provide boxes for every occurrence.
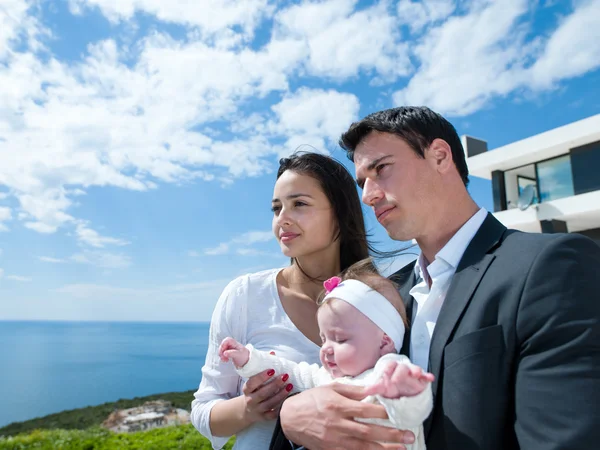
[240,367,293,423]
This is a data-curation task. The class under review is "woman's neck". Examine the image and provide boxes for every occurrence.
[284,251,340,301]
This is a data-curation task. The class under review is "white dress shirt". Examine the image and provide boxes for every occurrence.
[190,268,321,450]
[409,208,488,370]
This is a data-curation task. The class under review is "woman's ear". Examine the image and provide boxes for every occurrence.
[380,333,396,356]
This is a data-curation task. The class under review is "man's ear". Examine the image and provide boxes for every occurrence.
[426,138,453,174]
[380,334,396,356]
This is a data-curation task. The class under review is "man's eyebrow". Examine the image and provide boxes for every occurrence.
[355,155,394,188]
[271,193,314,203]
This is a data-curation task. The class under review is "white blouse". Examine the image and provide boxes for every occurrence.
[191,268,322,450]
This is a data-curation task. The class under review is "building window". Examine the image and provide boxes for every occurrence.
[504,164,538,209]
[537,155,574,202]
[570,141,600,195]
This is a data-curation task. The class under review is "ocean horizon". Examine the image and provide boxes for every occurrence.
[0,320,211,428]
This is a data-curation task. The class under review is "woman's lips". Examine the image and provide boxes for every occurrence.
[280,232,299,243]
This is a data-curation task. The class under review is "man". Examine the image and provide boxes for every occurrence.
[270,106,600,450]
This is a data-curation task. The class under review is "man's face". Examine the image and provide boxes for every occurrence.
[354,131,437,242]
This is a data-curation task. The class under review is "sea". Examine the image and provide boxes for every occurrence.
[0,321,210,428]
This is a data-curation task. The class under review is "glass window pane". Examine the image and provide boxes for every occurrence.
[503,164,538,209]
[537,155,574,202]
[571,141,600,195]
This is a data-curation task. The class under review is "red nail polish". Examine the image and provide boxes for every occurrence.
[267,369,275,377]
[285,384,293,392]
[282,374,289,382]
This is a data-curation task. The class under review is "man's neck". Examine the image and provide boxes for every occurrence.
[417,201,481,264]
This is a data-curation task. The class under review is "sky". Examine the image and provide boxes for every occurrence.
[0,0,599,322]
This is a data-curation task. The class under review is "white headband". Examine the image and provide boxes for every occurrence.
[322,278,405,352]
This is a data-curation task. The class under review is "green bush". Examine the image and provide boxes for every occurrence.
[0,391,196,437]
[0,424,235,450]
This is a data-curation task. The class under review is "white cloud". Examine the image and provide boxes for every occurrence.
[68,0,273,40]
[393,0,532,116]
[6,275,32,282]
[393,0,600,116]
[0,207,12,221]
[0,206,11,231]
[397,0,456,33]
[236,231,275,245]
[38,256,66,263]
[274,0,411,81]
[204,243,229,256]
[0,0,46,60]
[0,23,309,238]
[70,251,132,269]
[0,193,8,200]
[270,88,360,153]
[54,278,229,299]
[529,0,600,89]
[39,278,232,321]
[75,223,129,248]
[0,268,3,277]
[204,230,274,255]
[1,0,599,251]
[187,250,200,258]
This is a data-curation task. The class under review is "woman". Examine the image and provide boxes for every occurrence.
[191,152,373,449]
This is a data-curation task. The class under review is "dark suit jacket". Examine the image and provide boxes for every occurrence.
[390,213,600,449]
[271,213,600,450]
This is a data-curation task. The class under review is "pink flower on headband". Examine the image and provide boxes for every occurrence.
[323,276,342,294]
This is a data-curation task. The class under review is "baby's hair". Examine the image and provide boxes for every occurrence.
[318,258,408,328]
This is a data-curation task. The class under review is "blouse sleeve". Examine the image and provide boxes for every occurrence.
[190,276,249,450]
[372,354,433,429]
[236,344,331,392]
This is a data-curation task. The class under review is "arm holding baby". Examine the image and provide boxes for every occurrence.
[219,337,332,391]
[363,354,434,429]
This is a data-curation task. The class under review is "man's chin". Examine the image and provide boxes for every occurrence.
[384,224,406,241]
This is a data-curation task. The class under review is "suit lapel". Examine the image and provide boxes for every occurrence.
[423,213,506,436]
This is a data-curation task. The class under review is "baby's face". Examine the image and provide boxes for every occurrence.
[317,299,385,378]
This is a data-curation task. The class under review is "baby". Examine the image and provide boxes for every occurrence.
[219,260,434,449]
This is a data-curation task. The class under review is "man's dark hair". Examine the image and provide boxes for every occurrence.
[339,106,469,186]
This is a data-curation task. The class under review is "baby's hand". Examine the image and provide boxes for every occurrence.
[363,361,435,399]
[218,337,250,368]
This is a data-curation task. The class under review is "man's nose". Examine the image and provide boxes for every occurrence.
[362,178,383,206]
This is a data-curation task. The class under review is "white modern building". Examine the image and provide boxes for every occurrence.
[464,114,600,245]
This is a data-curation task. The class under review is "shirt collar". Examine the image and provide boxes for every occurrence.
[414,208,488,280]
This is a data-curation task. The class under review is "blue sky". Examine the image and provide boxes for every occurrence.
[0,0,598,322]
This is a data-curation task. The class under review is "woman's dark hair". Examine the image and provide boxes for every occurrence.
[339,106,469,186]
[277,152,373,276]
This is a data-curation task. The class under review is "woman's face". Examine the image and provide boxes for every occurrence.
[271,170,338,259]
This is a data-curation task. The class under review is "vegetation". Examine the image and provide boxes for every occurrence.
[0,424,235,449]
[0,390,236,449]
[0,390,196,437]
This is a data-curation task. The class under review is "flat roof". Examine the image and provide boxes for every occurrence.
[467,114,600,180]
